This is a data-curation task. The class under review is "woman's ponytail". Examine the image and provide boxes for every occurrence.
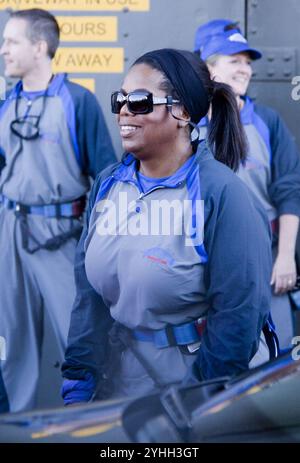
[208,81,247,171]
[133,51,248,172]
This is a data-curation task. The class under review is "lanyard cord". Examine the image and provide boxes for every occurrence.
[14,73,54,120]
[14,84,48,121]
[0,75,54,193]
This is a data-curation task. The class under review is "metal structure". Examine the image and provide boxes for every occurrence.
[247,0,300,147]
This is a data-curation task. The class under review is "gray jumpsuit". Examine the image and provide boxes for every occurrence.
[0,74,116,411]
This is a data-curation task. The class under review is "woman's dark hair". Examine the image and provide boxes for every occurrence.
[10,9,60,59]
[208,79,248,170]
[133,49,247,171]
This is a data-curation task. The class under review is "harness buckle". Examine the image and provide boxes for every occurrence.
[14,202,28,215]
[187,341,201,353]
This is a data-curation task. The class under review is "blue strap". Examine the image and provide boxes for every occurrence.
[132,320,202,349]
[0,194,83,218]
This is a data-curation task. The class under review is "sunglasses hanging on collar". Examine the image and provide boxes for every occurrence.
[10,75,54,141]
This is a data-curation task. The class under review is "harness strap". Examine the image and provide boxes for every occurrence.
[0,195,86,254]
[132,317,207,349]
[0,194,86,218]
[0,194,85,253]
[18,212,82,254]
[133,315,279,360]
[263,314,280,358]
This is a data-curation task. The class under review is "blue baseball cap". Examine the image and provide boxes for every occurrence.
[194,19,262,61]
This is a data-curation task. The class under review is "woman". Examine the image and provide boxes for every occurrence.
[61,49,274,405]
[194,20,300,349]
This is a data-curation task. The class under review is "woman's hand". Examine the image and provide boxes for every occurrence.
[271,253,297,294]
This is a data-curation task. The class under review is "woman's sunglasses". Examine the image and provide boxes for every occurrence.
[111,90,180,115]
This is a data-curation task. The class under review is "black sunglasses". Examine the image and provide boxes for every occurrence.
[10,78,52,141]
[111,90,180,115]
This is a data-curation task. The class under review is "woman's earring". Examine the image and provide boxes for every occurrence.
[189,122,200,142]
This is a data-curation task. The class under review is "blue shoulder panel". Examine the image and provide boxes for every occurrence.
[241,97,272,163]
[54,75,82,170]
[186,163,208,262]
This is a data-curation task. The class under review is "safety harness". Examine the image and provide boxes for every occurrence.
[98,314,279,399]
[0,194,85,254]
[132,315,279,357]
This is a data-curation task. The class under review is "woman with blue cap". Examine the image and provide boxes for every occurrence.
[194,20,300,349]
[61,48,276,405]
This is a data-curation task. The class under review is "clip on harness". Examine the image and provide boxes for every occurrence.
[0,194,85,254]
[132,317,207,353]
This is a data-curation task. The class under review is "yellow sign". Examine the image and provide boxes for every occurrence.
[53,47,124,73]
[70,78,95,93]
[57,16,117,42]
[0,0,149,11]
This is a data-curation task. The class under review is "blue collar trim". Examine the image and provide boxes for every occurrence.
[114,149,201,189]
[8,73,67,100]
[240,96,255,125]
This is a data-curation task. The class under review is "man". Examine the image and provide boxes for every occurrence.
[0,8,116,412]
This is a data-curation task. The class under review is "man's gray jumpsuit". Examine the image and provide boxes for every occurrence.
[0,73,116,411]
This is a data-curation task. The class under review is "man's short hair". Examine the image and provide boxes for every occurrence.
[10,8,60,59]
